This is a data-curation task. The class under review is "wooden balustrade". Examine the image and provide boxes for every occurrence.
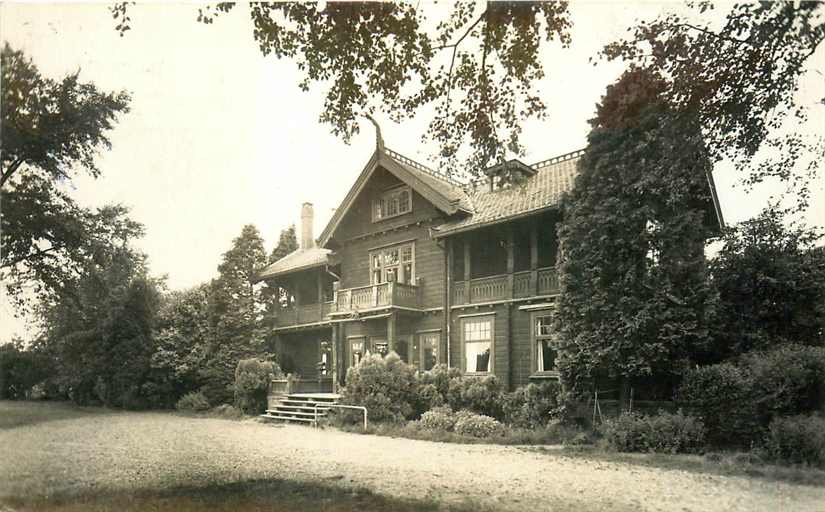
[452,268,559,305]
[332,281,421,315]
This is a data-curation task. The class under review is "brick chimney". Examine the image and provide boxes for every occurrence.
[300,202,315,249]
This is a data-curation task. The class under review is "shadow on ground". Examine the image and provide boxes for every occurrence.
[1,478,487,512]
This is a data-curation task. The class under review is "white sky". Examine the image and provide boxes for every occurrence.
[1,2,823,340]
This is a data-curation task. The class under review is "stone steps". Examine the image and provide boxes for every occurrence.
[260,393,340,426]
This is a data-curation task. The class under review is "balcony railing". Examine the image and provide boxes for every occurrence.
[452,267,559,305]
[276,301,334,327]
[334,281,421,314]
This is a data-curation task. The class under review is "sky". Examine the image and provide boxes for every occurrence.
[2,2,823,340]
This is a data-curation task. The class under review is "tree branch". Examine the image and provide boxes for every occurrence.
[1,244,63,270]
[1,156,26,189]
[443,10,488,118]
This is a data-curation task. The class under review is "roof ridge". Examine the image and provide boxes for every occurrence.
[384,147,465,188]
[530,148,586,169]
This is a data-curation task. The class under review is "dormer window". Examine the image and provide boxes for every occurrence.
[373,186,411,222]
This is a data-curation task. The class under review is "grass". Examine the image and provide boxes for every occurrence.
[537,445,825,487]
[2,478,489,512]
[0,400,113,430]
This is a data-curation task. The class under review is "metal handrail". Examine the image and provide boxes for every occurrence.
[313,403,368,430]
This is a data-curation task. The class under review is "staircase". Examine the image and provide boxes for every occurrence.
[260,393,340,425]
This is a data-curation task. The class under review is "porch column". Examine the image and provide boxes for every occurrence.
[530,221,539,295]
[463,238,471,302]
[331,323,339,393]
[506,228,515,298]
[387,311,397,354]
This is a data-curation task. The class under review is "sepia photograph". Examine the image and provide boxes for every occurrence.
[1,1,824,511]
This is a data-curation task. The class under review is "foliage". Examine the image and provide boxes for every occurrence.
[452,410,505,438]
[261,225,299,316]
[502,381,561,428]
[446,374,505,420]
[0,340,52,400]
[0,43,135,314]
[341,352,419,423]
[554,69,717,397]
[417,406,457,432]
[268,225,298,264]
[176,391,211,412]
[708,210,825,358]
[603,3,824,209]
[678,362,757,447]
[114,2,572,176]
[233,358,282,414]
[602,410,706,454]
[763,415,825,468]
[199,224,271,404]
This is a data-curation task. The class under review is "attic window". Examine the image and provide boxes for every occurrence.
[373,186,412,222]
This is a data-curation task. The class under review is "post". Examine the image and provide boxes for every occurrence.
[463,237,471,302]
[506,228,514,298]
[331,324,339,393]
[373,283,379,307]
[387,311,397,354]
[530,221,539,295]
[332,281,339,312]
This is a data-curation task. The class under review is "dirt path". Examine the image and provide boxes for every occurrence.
[1,410,823,511]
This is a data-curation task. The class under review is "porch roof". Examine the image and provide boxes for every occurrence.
[254,246,332,282]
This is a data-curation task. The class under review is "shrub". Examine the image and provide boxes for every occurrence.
[453,410,505,438]
[417,406,457,431]
[602,410,706,454]
[211,404,244,419]
[341,352,418,423]
[678,363,757,447]
[763,415,825,468]
[176,391,211,412]
[742,345,825,421]
[502,381,561,428]
[446,375,505,419]
[413,365,462,415]
[233,358,282,414]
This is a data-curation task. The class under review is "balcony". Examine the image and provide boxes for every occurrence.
[452,267,559,305]
[333,281,421,315]
[276,301,334,328]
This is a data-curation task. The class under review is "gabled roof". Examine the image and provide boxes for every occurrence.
[317,148,472,246]
[254,246,331,282]
[433,150,584,237]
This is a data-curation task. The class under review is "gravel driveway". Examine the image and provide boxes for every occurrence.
[1,409,823,511]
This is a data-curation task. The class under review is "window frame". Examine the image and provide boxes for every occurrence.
[460,315,495,375]
[369,241,415,285]
[372,185,412,223]
[530,310,559,377]
[349,336,366,368]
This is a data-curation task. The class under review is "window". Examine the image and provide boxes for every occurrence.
[462,316,493,373]
[372,338,388,356]
[421,332,439,371]
[373,186,412,222]
[534,314,557,373]
[319,340,332,376]
[370,242,415,285]
[350,338,365,367]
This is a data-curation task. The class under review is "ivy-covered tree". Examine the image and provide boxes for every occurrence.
[199,224,270,404]
[0,43,134,313]
[708,208,825,359]
[554,69,718,403]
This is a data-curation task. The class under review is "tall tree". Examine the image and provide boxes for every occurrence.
[554,69,718,402]
[0,43,134,313]
[112,1,572,176]
[708,208,825,359]
[199,224,270,404]
[603,2,825,209]
[269,224,298,264]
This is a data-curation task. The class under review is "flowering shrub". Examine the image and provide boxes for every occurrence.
[341,352,418,423]
[446,375,505,419]
[602,410,705,454]
[417,406,457,431]
[453,410,505,438]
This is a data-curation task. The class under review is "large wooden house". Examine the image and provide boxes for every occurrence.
[255,140,723,398]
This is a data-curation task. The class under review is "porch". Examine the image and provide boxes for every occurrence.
[452,267,559,305]
[332,281,421,315]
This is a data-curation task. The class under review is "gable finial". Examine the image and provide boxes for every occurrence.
[364,113,384,152]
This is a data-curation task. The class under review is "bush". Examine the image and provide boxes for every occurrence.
[602,410,706,454]
[341,352,418,423]
[211,404,244,419]
[446,375,505,419]
[502,381,561,428]
[678,363,757,447]
[176,391,211,412]
[413,365,462,415]
[233,358,281,414]
[763,415,825,468]
[453,410,505,438]
[417,406,457,431]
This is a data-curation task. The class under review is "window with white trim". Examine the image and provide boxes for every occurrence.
[462,316,493,373]
[373,186,412,222]
[370,242,415,285]
[534,314,557,373]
